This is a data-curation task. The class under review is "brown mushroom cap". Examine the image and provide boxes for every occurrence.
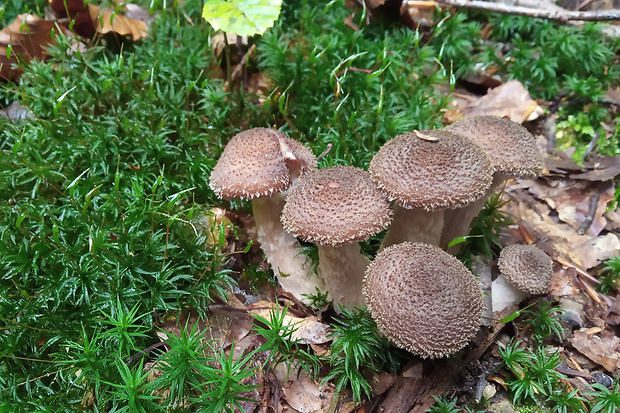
[281,166,392,247]
[364,242,483,358]
[369,130,493,210]
[444,116,543,179]
[498,244,553,294]
[209,128,316,200]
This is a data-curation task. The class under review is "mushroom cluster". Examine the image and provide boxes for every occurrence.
[208,117,544,358]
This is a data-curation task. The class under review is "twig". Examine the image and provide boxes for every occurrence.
[578,191,599,235]
[576,0,594,10]
[543,115,557,154]
[556,255,600,284]
[235,35,247,94]
[583,131,600,159]
[474,375,488,403]
[556,364,594,380]
[578,276,602,305]
[407,0,620,21]
[231,44,256,83]
[316,143,333,161]
[125,341,167,364]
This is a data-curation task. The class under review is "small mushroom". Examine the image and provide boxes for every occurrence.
[281,166,392,309]
[441,116,544,250]
[209,128,326,302]
[363,242,483,358]
[492,244,553,313]
[369,130,493,249]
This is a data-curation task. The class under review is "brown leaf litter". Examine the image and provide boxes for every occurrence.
[0,3,150,81]
[0,14,71,81]
[49,0,149,40]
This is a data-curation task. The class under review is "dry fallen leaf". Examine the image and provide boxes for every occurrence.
[49,0,97,38]
[527,179,614,237]
[124,4,155,26]
[87,4,148,40]
[570,329,620,373]
[248,301,331,345]
[546,153,620,182]
[50,0,148,40]
[548,266,581,298]
[462,80,543,122]
[210,31,248,61]
[0,101,34,121]
[369,371,399,396]
[274,366,334,413]
[0,14,66,81]
[509,196,620,269]
[400,0,436,29]
[505,171,620,270]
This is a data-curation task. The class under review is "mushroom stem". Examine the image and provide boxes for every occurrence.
[317,243,370,310]
[380,205,444,250]
[491,274,528,314]
[440,173,508,251]
[470,255,493,327]
[252,195,327,302]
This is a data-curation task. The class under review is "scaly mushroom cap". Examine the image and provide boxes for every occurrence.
[363,242,483,358]
[498,244,553,294]
[369,130,493,210]
[209,128,316,200]
[281,166,392,247]
[445,116,543,179]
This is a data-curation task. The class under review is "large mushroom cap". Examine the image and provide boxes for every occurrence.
[364,242,483,358]
[281,166,392,247]
[369,130,493,210]
[445,116,543,179]
[498,244,553,294]
[209,128,316,200]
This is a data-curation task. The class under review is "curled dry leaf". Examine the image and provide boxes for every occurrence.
[87,4,148,40]
[0,14,68,81]
[462,80,543,122]
[414,130,439,141]
[50,0,148,40]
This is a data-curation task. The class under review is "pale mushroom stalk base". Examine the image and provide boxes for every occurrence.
[252,195,327,303]
[441,173,508,252]
[470,255,493,327]
[379,205,444,250]
[318,243,369,310]
[491,274,528,314]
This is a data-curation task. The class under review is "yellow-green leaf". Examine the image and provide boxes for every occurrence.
[202,0,282,37]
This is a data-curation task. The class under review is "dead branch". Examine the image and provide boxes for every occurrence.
[406,0,620,22]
